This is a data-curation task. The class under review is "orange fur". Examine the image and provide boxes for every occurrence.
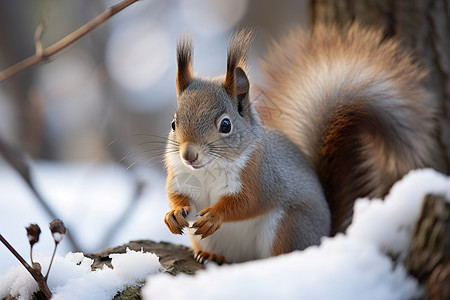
[167,190,190,209]
[272,210,298,255]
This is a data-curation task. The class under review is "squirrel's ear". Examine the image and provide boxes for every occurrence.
[176,37,193,97]
[235,67,250,116]
[224,29,253,98]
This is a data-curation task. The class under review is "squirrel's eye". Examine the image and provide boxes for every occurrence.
[219,118,232,134]
[171,119,176,131]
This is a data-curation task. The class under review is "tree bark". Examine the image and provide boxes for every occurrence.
[310,0,450,174]
[406,194,450,300]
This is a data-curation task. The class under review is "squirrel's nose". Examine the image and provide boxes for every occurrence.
[180,143,199,164]
[183,151,198,163]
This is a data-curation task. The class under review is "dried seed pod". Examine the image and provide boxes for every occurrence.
[26,224,41,246]
[49,219,66,243]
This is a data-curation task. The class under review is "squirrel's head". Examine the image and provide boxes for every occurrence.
[167,29,257,170]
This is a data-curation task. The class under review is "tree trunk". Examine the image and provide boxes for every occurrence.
[310,0,450,174]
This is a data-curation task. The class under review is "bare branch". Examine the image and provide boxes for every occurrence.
[0,0,139,82]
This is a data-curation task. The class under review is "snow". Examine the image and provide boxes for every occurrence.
[0,248,163,300]
[109,248,161,282]
[143,239,419,300]
[348,168,450,259]
[142,169,450,300]
[52,232,65,243]
[1,167,449,299]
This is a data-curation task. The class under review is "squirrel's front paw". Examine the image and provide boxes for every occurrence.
[192,207,223,239]
[164,207,190,234]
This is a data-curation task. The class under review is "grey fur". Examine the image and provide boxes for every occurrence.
[259,128,330,249]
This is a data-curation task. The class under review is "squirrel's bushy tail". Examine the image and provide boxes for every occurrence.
[257,24,444,234]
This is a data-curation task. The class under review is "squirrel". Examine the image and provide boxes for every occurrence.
[163,24,443,264]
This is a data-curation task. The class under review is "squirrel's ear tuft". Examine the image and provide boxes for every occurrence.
[224,28,254,97]
[235,67,250,116]
[176,36,194,97]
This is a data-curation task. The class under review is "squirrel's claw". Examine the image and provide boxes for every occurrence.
[164,207,190,234]
[194,250,225,265]
[192,207,222,238]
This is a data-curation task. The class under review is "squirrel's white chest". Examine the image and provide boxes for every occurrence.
[169,160,242,215]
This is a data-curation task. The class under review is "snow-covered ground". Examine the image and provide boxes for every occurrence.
[0,161,190,275]
[142,169,450,300]
[0,249,163,300]
[1,167,449,299]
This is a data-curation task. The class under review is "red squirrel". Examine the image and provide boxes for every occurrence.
[163,25,442,264]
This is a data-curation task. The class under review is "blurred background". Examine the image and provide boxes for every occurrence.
[2,0,449,276]
[0,0,308,274]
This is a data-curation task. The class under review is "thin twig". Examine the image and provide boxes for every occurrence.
[30,245,34,265]
[44,241,58,281]
[0,234,52,299]
[34,11,49,57]
[0,0,139,82]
